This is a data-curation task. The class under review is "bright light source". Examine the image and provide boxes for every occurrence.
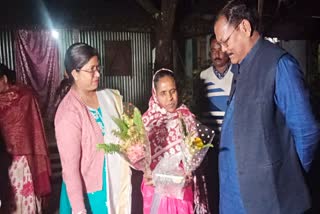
[51,30,59,39]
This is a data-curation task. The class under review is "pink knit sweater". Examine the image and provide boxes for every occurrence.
[55,88,104,213]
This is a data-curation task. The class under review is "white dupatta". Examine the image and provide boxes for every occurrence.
[97,89,132,214]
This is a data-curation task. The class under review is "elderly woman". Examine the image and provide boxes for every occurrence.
[141,68,211,214]
[55,43,132,214]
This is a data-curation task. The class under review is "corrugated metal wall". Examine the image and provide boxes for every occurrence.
[0,29,74,72]
[56,29,75,75]
[0,29,153,110]
[80,31,152,111]
[0,30,15,69]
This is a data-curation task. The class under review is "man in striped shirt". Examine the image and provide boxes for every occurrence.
[199,35,233,135]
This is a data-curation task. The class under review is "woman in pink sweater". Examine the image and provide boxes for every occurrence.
[55,43,132,214]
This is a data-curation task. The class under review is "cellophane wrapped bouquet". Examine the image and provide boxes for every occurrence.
[179,118,215,174]
[152,117,214,199]
[97,103,151,173]
[152,152,187,199]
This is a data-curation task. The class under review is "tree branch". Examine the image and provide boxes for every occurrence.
[135,0,160,16]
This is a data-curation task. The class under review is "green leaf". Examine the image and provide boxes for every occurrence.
[202,143,214,148]
[133,107,143,130]
[97,143,121,154]
[180,118,187,137]
[111,116,130,140]
[112,117,129,133]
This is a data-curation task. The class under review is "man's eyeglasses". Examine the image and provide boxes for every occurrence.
[219,21,242,48]
[76,65,103,75]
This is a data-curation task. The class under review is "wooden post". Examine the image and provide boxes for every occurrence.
[154,0,178,70]
[258,0,264,32]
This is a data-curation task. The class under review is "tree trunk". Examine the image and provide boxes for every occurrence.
[154,0,178,71]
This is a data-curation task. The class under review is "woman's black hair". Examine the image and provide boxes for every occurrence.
[55,43,99,109]
[64,42,99,82]
[0,63,16,84]
[153,69,176,89]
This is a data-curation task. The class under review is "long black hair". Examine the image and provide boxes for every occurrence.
[54,43,99,108]
[64,43,99,83]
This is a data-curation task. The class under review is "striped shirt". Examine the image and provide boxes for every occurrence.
[199,65,233,133]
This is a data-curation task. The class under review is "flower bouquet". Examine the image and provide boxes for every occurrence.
[179,119,214,174]
[97,103,151,173]
[151,118,214,199]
